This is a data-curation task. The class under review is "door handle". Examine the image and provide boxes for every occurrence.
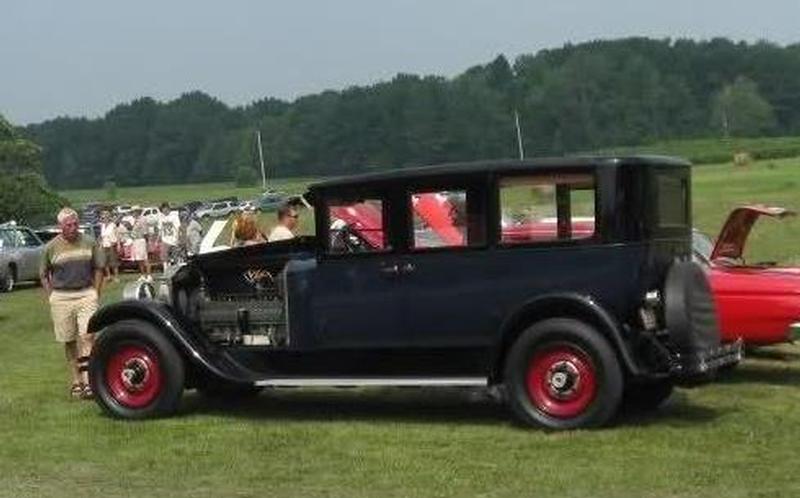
[380,263,400,276]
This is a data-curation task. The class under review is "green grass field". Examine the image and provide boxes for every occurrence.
[2,155,795,497]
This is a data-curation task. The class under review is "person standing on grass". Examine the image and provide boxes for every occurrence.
[158,202,181,265]
[267,204,299,242]
[185,212,203,256]
[40,207,104,400]
[99,210,119,282]
[131,211,151,280]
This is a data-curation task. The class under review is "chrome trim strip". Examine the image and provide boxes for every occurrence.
[254,377,488,388]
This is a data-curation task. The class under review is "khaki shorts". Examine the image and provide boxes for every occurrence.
[49,288,99,343]
[103,246,119,268]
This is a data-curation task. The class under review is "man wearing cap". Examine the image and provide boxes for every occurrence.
[40,207,105,400]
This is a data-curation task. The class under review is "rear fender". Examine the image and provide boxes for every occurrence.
[88,299,244,384]
[491,293,642,382]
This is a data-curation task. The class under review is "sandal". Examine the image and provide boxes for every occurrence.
[80,384,94,400]
[70,383,84,399]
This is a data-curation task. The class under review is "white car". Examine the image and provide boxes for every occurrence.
[238,200,258,213]
[196,201,238,219]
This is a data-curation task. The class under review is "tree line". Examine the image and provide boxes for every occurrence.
[0,115,65,224]
[24,37,800,189]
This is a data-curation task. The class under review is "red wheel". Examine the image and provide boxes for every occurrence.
[90,319,184,419]
[504,318,623,429]
[105,345,163,408]
[526,344,597,419]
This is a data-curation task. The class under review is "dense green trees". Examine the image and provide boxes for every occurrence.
[0,114,65,225]
[24,37,800,189]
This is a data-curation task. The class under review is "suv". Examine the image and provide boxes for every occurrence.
[87,157,741,429]
[0,224,45,292]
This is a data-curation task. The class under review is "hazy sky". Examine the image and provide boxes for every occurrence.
[2,0,798,124]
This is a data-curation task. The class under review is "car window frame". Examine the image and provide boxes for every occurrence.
[494,168,600,250]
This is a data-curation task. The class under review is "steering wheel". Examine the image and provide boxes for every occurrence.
[330,223,366,254]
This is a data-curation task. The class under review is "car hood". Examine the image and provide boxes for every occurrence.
[711,205,796,260]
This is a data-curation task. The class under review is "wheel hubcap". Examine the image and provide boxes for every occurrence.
[105,345,162,408]
[526,345,598,419]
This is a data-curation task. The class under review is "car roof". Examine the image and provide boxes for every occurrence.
[308,155,689,191]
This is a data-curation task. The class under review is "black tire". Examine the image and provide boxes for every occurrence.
[2,266,15,292]
[89,319,185,419]
[196,379,263,401]
[503,318,623,430]
[622,379,674,412]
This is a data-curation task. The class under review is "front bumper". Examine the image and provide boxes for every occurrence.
[674,338,744,378]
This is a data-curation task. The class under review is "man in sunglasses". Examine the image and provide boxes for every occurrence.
[267,204,299,242]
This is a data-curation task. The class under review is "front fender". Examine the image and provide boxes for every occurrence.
[491,293,643,380]
[88,299,246,384]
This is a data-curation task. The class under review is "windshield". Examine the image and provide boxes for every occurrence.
[692,229,714,266]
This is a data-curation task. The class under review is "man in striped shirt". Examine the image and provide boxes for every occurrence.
[40,207,104,399]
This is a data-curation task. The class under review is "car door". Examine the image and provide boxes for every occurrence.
[396,185,495,350]
[15,228,44,281]
[311,192,408,349]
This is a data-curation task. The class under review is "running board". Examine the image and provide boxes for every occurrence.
[254,377,487,388]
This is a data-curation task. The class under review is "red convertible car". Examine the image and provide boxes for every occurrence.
[693,205,800,346]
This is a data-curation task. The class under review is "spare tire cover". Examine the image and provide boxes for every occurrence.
[663,261,721,354]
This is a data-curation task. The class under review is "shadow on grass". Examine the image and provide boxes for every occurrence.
[617,391,724,428]
[183,388,510,426]
[744,347,800,362]
[717,363,800,387]
[182,387,722,429]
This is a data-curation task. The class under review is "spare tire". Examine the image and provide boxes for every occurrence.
[663,260,721,357]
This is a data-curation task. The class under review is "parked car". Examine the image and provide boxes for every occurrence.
[238,200,258,213]
[0,223,45,292]
[195,201,238,219]
[693,205,800,346]
[258,190,288,211]
[87,157,741,428]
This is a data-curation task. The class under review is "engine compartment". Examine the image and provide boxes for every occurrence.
[173,260,290,348]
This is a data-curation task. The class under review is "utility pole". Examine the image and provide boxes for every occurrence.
[514,109,525,159]
[256,130,267,191]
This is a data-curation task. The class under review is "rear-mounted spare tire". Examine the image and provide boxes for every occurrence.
[663,260,721,375]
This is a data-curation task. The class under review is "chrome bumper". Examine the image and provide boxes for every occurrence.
[675,338,744,378]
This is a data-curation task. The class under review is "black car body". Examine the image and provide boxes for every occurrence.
[88,157,741,429]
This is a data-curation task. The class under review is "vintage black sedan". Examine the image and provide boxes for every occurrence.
[87,156,741,429]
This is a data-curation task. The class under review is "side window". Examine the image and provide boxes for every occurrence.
[409,189,485,250]
[327,198,390,255]
[656,173,688,229]
[18,229,41,247]
[499,173,596,244]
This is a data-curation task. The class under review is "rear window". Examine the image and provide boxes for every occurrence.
[656,173,689,228]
